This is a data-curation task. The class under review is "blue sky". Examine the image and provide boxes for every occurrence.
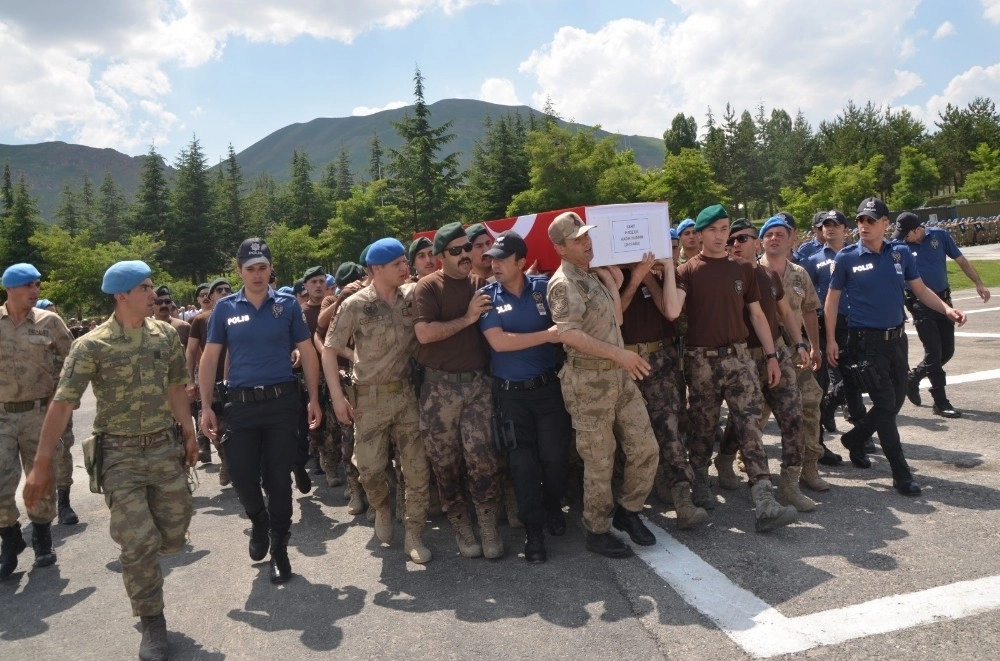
[1,1,998,166]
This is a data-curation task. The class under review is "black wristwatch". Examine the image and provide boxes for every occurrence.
[795,342,808,351]
[765,352,778,361]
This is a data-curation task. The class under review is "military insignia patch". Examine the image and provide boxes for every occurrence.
[363,301,378,316]
[272,304,283,318]
[549,282,569,319]
[770,285,778,298]
[532,292,544,303]
[735,279,744,294]
[793,285,804,297]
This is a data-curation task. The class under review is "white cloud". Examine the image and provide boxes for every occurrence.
[900,36,917,58]
[983,0,1000,23]
[352,101,408,116]
[478,77,521,106]
[910,62,1000,125]
[0,1,492,153]
[933,21,956,39]
[519,2,924,139]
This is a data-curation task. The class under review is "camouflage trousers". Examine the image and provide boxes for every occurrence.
[310,409,343,476]
[353,385,429,525]
[101,433,192,617]
[723,349,804,468]
[322,386,358,479]
[765,364,824,463]
[55,413,75,490]
[420,373,500,513]
[560,362,658,534]
[684,344,770,482]
[0,407,56,526]
[633,345,694,488]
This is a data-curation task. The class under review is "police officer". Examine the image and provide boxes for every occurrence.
[792,212,825,264]
[0,264,74,578]
[324,238,433,563]
[199,238,322,583]
[186,278,232,474]
[414,222,503,559]
[546,212,659,558]
[672,205,798,532]
[408,237,436,281]
[826,198,967,496]
[894,212,991,417]
[24,260,197,661]
[479,231,573,563]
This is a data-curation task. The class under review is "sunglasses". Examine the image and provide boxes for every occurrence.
[446,243,474,256]
[155,299,172,306]
[212,287,232,295]
[726,234,753,247]
[856,216,882,226]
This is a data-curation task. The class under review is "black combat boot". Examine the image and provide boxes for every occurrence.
[57,488,79,525]
[31,522,56,568]
[524,525,546,564]
[248,509,270,561]
[269,531,292,584]
[0,523,27,579]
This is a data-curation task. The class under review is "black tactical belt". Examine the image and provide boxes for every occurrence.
[1,398,48,414]
[102,428,173,449]
[851,325,905,341]
[423,368,480,384]
[494,370,558,392]
[685,343,745,358]
[354,380,407,396]
[227,380,298,403]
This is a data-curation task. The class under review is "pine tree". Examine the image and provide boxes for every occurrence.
[369,131,384,182]
[78,174,96,234]
[0,175,41,265]
[286,150,326,233]
[335,149,353,201]
[169,135,220,281]
[55,183,81,236]
[132,144,172,236]
[93,171,130,244]
[214,144,245,253]
[0,164,13,220]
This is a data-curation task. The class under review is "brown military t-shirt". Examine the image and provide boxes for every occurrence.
[744,263,783,348]
[414,270,489,372]
[0,305,74,401]
[189,309,226,382]
[619,267,676,344]
[676,253,760,347]
[168,316,190,349]
[325,283,416,384]
[548,260,622,357]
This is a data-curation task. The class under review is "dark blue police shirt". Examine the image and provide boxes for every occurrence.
[829,239,918,329]
[893,226,961,294]
[479,274,556,382]
[206,287,311,388]
[805,245,850,318]
[793,239,824,266]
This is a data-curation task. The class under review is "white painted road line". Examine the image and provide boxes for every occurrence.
[636,519,1000,658]
[906,330,1000,338]
[918,368,1000,389]
[963,307,1000,315]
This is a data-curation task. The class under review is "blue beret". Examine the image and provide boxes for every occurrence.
[676,219,696,235]
[277,286,294,295]
[760,216,794,238]
[2,263,41,288]
[695,204,729,231]
[101,260,152,294]
[366,238,406,266]
[35,299,53,309]
[669,228,678,240]
[325,274,335,287]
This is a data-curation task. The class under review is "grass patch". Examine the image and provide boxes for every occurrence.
[947,259,1000,289]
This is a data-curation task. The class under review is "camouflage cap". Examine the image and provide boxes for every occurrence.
[548,211,595,245]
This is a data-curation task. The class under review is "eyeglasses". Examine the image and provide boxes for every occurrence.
[155,299,172,306]
[212,287,232,295]
[856,216,882,226]
[726,234,753,247]
[446,243,474,256]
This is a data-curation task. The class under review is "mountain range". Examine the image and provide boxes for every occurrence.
[1,99,666,222]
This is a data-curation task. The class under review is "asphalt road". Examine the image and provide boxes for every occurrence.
[3,285,999,660]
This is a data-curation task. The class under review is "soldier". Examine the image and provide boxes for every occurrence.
[618,254,708,529]
[894,212,991,417]
[414,222,502,559]
[1,264,74,578]
[479,231,572,563]
[324,238,433,563]
[186,278,231,473]
[826,198,966,495]
[546,212,659,558]
[152,286,191,348]
[755,216,831,492]
[673,205,798,532]
[676,218,699,263]
[199,238,322,584]
[300,266,342,485]
[408,236,436,281]
[466,223,495,282]
[24,260,197,661]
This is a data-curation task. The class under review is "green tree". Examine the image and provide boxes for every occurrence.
[956,142,1000,202]
[663,113,698,156]
[266,223,333,285]
[1,175,42,266]
[327,180,406,264]
[931,97,1000,189]
[78,173,97,235]
[388,67,463,232]
[244,173,283,238]
[285,150,327,233]
[0,164,13,220]
[892,146,940,209]
[132,144,172,237]
[641,148,727,221]
[92,171,130,245]
[780,155,883,224]
[54,183,81,236]
[369,130,385,182]
[213,144,245,253]
[168,136,219,281]
[463,112,531,220]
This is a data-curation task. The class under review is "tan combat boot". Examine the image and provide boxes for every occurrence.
[374,503,394,544]
[346,475,366,516]
[404,523,432,564]
[691,466,718,509]
[448,509,483,558]
[778,466,817,512]
[799,459,831,492]
[713,454,740,490]
[670,482,709,530]
[750,480,798,532]
[475,501,505,559]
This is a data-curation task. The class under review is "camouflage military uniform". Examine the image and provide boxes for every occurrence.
[54,316,192,617]
[54,414,75,490]
[326,284,430,529]
[0,305,73,527]
[635,344,693,486]
[548,262,658,534]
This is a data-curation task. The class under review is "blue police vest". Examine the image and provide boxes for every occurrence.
[894,227,962,293]
[805,245,850,318]
[479,275,557,382]
[830,240,918,329]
